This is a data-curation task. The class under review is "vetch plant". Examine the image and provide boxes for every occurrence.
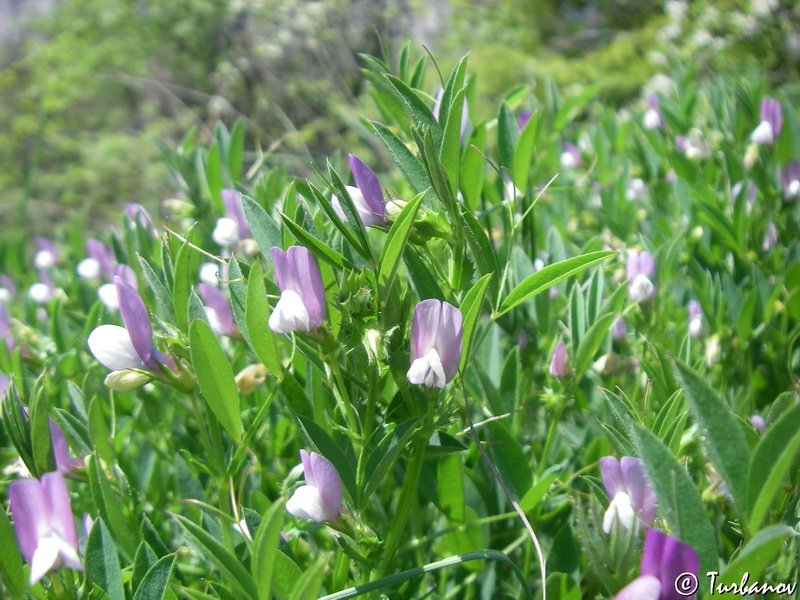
[750,97,782,145]
[600,456,657,534]
[627,251,657,304]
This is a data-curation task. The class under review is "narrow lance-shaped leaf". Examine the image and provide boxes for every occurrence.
[673,357,750,519]
[498,251,615,316]
[378,192,424,298]
[85,517,125,600]
[189,319,242,441]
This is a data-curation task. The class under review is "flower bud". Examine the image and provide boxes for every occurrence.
[104,369,151,391]
[235,364,268,394]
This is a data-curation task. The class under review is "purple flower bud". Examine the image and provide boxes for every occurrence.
[627,251,657,304]
[1,304,14,352]
[782,160,800,200]
[687,301,704,338]
[9,471,83,585]
[50,419,84,474]
[286,450,344,522]
[762,221,778,251]
[124,203,156,234]
[0,373,8,397]
[407,299,463,388]
[612,314,627,341]
[85,239,115,279]
[750,415,766,436]
[197,284,238,337]
[518,110,533,130]
[560,142,582,170]
[34,238,59,270]
[0,274,16,303]
[643,94,664,130]
[269,246,326,334]
[615,529,698,600]
[751,98,782,145]
[222,189,250,240]
[344,154,387,226]
[549,340,570,378]
[600,456,657,534]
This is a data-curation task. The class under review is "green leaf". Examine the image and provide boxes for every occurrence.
[327,160,373,260]
[713,526,795,599]
[438,453,466,522]
[253,498,286,600]
[174,514,258,600]
[459,273,493,371]
[288,557,326,600]
[384,74,441,145]
[403,247,446,301]
[207,143,223,212]
[132,542,159,596]
[133,554,178,600]
[280,211,352,271]
[89,395,114,464]
[460,123,486,211]
[513,110,538,191]
[572,284,628,380]
[244,261,281,377]
[498,251,615,316]
[87,454,137,559]
[173,239,193,334]
[439,86,466,195]
[747,401,800,532]
[630,423,718,578]
[673,358,750,519]
[85,518,125,600]
[520,471,559,512]
[138,254,176,324]
[362,418,421,503]
[460,206,500,299]
[497,102,520,171]
[0,503,24,599]
[189,319,242,441]
[242,195,282,268]
[28,382,55,476]
[378,192,424,298]
[228,119,244,183]
[273,552,304,600]
[370,122,430,193]
[486,420,532,499]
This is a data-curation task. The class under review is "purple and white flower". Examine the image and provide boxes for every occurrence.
[407,299,463,388]
[549,341,570,379]
[197,284,238,338]
[687,301,704,338]
[331,155,387,227]
[9,471,83,585]
[268,246,326,335]
[600,456,657,534]
[614,528,698,600]
[782,161,800,200]
[750,98,782,145]
[627,251,657,304]
[286,450,344,523]
[643,94,664,131]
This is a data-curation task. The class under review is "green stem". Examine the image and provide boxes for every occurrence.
[375,407,431,579]
[327,351,361,444]
[538,398,566,477]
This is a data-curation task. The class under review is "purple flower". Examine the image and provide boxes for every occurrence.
[751,98,782,145]
[549,340,570,378]
[124,203,156,235]
[559,142,582,170]
[750,415,766,436]
[643,94,664,131]
[1,303,14,352]
[612,314,627,341]
[269,246,326,334]
[615,528,698,600]
[407,299,463,388]
[88,276,173,380]
[34,238,59,270]
[519,110,533,130]
[762,222,778,251]
[28,271,56,305]
[627,251,657,304]
[77,239,115,281]
[331,154,387,227]
[286,450,344,522]
[687,301,704,338]
[9,471,83,585]
[600,456,657,534]
[0,274,16,303]
[222,189,250,240]
[782,160,800,200]
[197,284,238,337]
[0,373,8,397]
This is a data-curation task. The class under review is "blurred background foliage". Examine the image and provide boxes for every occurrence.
[1,0,799,234]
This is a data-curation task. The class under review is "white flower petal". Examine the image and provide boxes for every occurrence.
[212,218,240,246]
[88,325,144,371]
[76,258,102,280]
[407,348,446,388]
[287,485,330,522]
[97,283,119,310]
[750,120,774,145]
[603,492,636,534]
[29,536,61,585]
[269,289,311,334]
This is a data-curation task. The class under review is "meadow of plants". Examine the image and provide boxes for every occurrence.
[1,39,799,599]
